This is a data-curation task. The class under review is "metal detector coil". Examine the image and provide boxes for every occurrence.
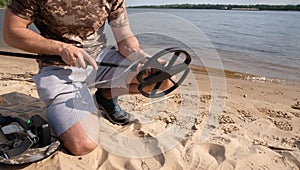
[137,47,191,98]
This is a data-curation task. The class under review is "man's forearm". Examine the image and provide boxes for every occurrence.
[3,28,64,56]
[3,9,64,56]
[117,36,140,56]
[117,35,150,63]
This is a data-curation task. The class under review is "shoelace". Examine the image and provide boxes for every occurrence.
[113,104,122,116]
[104,98,122,116]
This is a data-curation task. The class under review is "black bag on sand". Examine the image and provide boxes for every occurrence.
[0,114,61,165]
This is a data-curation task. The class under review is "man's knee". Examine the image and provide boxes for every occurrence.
[59,120,99,156]
[62,137,98,156]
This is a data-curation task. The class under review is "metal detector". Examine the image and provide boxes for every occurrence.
[0,47,191,98]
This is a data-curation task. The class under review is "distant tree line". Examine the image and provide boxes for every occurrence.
[129,4,300,11]
[0,0,8,8]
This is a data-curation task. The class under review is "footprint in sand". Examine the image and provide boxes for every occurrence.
[291,111,300,118]
[258,108,291,119]
[237,109,257,122]
[219,115,234,124]
[221,125,239,134]
[199,94,212,103]
[273,121,293,131]
[291,101,300,110]
[257,108,294,131]
[184,143,232,169]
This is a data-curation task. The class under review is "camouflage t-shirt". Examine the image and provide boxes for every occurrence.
[7,0,128,65]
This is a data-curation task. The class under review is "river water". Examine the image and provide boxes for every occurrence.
[0,8,299,84]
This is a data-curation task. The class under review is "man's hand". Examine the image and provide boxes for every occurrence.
[131,50,168,74]
[60,44,98,70]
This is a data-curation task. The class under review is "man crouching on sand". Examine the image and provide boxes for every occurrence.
[3,0,172,155]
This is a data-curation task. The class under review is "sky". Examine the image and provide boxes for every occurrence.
[126,0,300,6]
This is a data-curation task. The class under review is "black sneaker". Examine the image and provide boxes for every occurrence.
[95,90,132,125]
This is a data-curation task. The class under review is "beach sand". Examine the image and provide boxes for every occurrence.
[0,55,299,169]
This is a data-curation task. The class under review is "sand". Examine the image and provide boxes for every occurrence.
[0,54,299,170]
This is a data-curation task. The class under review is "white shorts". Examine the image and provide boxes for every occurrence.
[33,47,134,136]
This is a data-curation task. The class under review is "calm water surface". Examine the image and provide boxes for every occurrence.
[127,8,300,84]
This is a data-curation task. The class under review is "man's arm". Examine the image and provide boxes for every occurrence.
[2,9,97,69]
[111,24,148,62]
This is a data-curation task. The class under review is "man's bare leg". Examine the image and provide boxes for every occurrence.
[59,113,99,155]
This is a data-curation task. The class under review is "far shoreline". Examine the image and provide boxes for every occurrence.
[128,4,300,12]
